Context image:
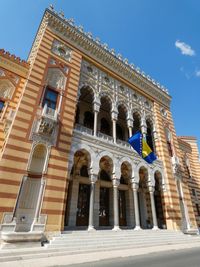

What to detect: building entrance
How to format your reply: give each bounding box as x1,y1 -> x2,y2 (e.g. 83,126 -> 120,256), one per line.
76,184 -> 90,226
99,187 -> 110,226
119,190 -> 127,226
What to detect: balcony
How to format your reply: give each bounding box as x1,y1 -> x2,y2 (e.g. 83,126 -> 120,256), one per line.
73,123 -> 163,169
74,123 -> 131,150
30,105 -> 58,145
41,104 -> 58,121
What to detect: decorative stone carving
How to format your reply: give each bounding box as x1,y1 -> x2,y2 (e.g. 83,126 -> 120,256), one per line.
38,118 -> 54,135
79,60 -> 154,121
0,79 -> 15,99
45,68 -> 66,90
46,8 -> 171,107
0,69 -> 5,76
51,39 -> 72,62
160,107 -> 168,118
30,105 -> 58,146
172,156 -> 182,179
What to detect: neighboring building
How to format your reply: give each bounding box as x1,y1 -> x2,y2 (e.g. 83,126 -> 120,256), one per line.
0,6 -> 200,242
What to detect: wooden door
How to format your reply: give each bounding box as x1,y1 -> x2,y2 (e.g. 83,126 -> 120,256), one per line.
76,184 -> 90,226
99,187 -> 110,226
119,190 -> 127,226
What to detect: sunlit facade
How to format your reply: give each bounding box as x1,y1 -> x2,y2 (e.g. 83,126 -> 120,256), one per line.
0,7 -> 200,242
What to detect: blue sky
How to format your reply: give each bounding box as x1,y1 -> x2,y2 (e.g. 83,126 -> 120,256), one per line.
1,0 -> 200,150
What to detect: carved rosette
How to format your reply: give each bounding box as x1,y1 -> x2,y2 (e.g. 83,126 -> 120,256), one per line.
51,39 -> 72,62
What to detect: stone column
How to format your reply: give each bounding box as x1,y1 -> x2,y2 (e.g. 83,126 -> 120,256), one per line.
111,108 -> 118,143
149,185 -> 158,230
93,111 -> 98,137
127,112 -> 133,138
141,115 -> 147,140
93,98 -> 100,137
88,173 -> 98,231
112,177 -> 120,231
131,182 -> 141,230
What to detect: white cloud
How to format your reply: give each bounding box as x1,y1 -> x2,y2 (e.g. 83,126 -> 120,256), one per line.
195,70 -> 200,77
175,40 -> 195,56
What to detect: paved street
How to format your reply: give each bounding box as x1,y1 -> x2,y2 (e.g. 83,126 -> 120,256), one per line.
55,247 -> 200,267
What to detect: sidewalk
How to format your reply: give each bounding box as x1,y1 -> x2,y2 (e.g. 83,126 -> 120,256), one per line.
1,242 -> 200,267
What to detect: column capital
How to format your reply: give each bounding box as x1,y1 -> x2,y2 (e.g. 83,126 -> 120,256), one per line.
112,177 -> 120,187
127,118 -> 133,128
148,185 -> 155,193
88,168 -> 98,184
93,99 -> 101,112
127,111 -> 133,127
131,182 -> 139,191
111,110 -> 118,121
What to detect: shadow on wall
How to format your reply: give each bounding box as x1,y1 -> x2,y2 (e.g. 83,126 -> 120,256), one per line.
166,205 -> 181,230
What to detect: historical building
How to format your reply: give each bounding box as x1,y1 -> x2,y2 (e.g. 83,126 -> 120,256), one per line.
0,6 -> 200,242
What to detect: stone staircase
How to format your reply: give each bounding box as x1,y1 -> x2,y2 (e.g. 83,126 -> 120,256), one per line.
0,230 -> 200,263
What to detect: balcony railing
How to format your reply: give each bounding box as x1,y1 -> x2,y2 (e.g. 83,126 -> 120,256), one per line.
97,132 -> 113,143
75,124 -> 93,135
74,124 -> 132,148
42,104 -> 58,121
116,139 -> 131,149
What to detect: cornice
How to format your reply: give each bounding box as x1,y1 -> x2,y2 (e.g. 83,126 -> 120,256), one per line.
0,51 -> 29,79
44,8 -> 171,108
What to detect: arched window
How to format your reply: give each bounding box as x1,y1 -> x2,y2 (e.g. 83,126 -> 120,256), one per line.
146,120 -> 154,152
100,118 -> 111,136
120,175 -> 128,185
80,165 -> 89,177
116,123 -> 124,140
42,87 -> 58,110
0,80 -> 15,99
83,111 -> 94,129
99,170 -> 110,181
133,113 -> 141,134
45,68 -> 66,90
0,100 -> 4,113
29,144 -> 47,175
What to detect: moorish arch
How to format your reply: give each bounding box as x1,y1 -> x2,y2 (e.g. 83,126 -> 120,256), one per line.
151,167 -> 165,188
76,85 -> 94,127
134,161 -> 150,184
118,156 -> 135,179
132,110 -> 142,134
98,154 -> 114,226
146,117 -> 155,152
153,168 -> 166,229
68,143 -> 97,175
116,103 -> 128,141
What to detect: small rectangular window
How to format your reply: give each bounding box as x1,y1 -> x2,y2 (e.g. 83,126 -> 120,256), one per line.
192,189 -> 196,196
0,100 -> 5,113
42,88 -> 58,110
196,204 -> 200,216
167,141 -> 173,157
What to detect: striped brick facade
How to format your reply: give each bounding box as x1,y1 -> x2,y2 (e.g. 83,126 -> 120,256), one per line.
0,7 -> 200,238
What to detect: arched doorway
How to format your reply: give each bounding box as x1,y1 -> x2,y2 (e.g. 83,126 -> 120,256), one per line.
65,149 -> 91,228
119,162 -> 131,226
154,171 -> 166,229
99,156 -> 113,226
138,167 -> 153,229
